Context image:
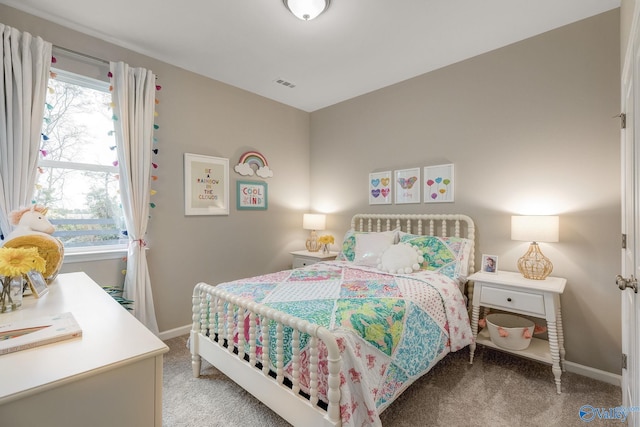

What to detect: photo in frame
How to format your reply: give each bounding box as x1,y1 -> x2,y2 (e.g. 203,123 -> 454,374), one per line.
394,168 -> 421,204
424,163 -> 454,203
237,181 -> 268,210
26,269 -> 49,297
481,254 -> 498,274
369,171 -> 392,205
184,153 -> 229,216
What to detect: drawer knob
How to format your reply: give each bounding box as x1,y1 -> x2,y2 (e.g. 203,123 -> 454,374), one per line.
507,297 -> 512,302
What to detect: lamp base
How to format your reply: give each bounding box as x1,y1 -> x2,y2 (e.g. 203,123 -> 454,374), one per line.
517,242 -> 553,280
305,230 -> 321,252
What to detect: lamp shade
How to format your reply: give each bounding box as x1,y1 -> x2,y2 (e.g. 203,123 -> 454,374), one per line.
511,216 -> 559,243
283,0 -> 330,20
303,213 -> 326,231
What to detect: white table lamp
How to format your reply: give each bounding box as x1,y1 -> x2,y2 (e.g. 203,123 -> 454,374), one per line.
303,213 -> 326,252
511,215 -> 559,280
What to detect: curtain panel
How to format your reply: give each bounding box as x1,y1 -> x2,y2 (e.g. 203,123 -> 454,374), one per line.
109,61 -> 159,335
0,24 -> 52,239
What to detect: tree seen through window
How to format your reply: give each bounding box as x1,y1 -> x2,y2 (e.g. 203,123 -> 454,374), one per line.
35,70 -> 125,249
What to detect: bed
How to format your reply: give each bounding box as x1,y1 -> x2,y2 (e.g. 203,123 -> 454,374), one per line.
191,213 -> 476,427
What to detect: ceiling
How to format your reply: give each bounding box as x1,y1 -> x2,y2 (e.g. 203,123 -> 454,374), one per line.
2,0 -> 621,112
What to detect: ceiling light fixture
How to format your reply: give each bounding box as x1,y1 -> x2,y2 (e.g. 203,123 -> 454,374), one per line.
283,0 -> 330,21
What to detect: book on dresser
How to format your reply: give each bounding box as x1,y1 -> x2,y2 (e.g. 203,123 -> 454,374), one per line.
0,311 -> 82,355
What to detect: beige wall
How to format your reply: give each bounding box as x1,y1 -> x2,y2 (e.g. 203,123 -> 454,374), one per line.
1,5 -> 623,374
310,10 -> 621,374
0,5 -> 312,332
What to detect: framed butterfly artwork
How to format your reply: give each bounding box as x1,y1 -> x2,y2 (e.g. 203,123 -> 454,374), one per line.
424,163 -> 454,203
394,167 -> 421,204
369,171 -> 392,205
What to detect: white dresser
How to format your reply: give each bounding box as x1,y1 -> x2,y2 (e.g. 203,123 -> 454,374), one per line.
0,272 -> 168,426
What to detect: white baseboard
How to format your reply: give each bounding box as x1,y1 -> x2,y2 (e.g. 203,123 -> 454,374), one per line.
564,360 -> 621,387
160,325 -> 622,388
159,324 -> 191,341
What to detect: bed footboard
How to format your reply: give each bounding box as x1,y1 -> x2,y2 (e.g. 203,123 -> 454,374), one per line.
191,282 -> 342,427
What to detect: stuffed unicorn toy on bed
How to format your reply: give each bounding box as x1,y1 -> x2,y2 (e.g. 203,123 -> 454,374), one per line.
2,205 -> 64,283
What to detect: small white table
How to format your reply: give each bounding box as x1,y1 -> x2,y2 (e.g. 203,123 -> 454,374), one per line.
290,250 -> 338,268
0,272 -> 168,426
468,271 -> 567,393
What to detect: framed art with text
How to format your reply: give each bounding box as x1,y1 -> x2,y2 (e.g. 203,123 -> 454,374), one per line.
237,181 -> 268,210
184,153 -> 229,215
394,168 -> 421,204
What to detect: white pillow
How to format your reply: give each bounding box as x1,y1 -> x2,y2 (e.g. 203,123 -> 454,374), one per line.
377,243 -> 424,274
353,231 -> 396,267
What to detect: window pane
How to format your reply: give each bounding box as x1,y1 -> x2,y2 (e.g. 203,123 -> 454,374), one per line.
35,167 -> 126,247
36,70 -> 125,250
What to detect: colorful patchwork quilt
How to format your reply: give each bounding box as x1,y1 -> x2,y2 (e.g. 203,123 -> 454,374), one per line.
215,260 -> 473,427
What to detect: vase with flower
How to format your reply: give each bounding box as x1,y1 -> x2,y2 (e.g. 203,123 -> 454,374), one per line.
318,235 -> 334,254
0,247 -> 46,312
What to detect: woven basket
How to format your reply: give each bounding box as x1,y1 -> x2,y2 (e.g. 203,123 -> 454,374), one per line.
486,313 -> 534,351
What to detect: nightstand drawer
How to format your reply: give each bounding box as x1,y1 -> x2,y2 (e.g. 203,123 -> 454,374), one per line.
480,286 -> 545,316
293,258 -> 314,268
291,251 -> 338,269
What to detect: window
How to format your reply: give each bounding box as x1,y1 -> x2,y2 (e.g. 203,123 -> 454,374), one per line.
35,69 -> 126,253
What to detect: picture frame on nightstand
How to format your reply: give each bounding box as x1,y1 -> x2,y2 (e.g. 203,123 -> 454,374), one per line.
481,254 -> 498,273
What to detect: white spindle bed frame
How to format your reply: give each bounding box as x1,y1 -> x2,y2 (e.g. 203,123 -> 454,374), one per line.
191,213 -> 475,427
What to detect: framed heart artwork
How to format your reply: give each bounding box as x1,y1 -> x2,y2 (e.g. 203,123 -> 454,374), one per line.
369,171 -> 392,205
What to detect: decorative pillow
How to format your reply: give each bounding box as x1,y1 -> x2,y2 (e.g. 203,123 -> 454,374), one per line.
336,229 -> 397,262
399,234 -> 473,282
377,243 -> 424,274
353,232 -> 396,267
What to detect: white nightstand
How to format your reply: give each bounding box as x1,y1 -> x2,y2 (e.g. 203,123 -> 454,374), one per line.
468,270 -> 567,394
290,250 -> 338,268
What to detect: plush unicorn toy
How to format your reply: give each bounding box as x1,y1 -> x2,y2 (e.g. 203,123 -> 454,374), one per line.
2,205 -> 64,282
5,205 -> 55,240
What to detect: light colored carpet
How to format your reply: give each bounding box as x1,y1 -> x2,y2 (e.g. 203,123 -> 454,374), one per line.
162,335 -> 621,426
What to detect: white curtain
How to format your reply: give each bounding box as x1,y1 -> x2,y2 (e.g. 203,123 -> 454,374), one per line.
110,61 -> 159,335
0,24 -> 51,240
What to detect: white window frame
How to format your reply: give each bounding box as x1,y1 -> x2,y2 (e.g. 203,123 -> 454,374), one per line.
40,68 -> 127,262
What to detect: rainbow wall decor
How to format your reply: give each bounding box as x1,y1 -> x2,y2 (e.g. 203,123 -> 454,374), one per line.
234,151 -> 273,178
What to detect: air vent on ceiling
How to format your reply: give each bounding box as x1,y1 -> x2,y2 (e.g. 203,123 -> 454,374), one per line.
275,78 -> 296,89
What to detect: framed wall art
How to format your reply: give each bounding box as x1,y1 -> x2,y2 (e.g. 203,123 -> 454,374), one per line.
369,171 -> 392,205
394,168 -> 421,204
184,153 -> 229,216
237,181 -> 268,210
424,163 -> 454,203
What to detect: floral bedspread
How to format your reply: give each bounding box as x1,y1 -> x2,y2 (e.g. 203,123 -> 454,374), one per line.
215,260 -> 472,427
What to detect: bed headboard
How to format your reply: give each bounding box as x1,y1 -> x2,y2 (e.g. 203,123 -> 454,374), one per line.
350,213 -> 476,274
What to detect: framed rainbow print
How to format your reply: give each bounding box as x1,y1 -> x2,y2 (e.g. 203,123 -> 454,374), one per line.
394,168 -> 421,204
369,171 -> 392,205
424,163 -> 454,203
